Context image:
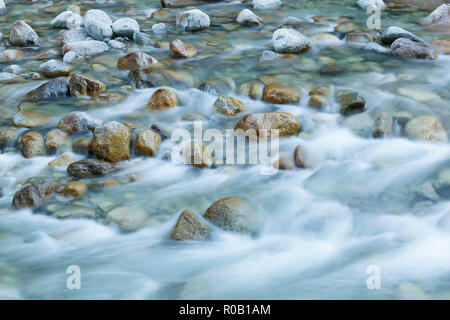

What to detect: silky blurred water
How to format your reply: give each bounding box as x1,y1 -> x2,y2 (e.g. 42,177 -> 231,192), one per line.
0,0 -> 449,299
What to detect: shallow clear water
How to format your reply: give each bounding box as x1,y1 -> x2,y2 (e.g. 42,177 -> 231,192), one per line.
0,0 -> 449,299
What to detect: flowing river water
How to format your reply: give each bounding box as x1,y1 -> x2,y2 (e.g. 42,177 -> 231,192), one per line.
0,0 -> 449,299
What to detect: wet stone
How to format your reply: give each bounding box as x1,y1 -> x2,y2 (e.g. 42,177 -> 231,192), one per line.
170,210 -> 209,241
67,159 -> 115,178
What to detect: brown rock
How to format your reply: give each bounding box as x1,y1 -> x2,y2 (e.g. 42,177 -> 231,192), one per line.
12,110 -> 49,128
69,74 -> 106,97
91,121 -> 131,162
213,96 -> 245,116
234,112 -> 300,137
0,49 -> 25,63
430,39 -> 450,54
309,86 -> 329,97
48,153 -> 74,168
263,85 -> 300,104
12,182 -> 59,209
135,129 -> 161,157
308,95 -> 329,110
294,145 -> 312,168
391,38 -> 436,60
338,91 -> 366,115
146,88 -> 177,111
72,137 -> 92,155
372,112 -> 393,139
64,181 -> 88,198
67,159 -> 115,178
0,129 -> 15,150
204,196 -> 259,234
169,39 -> 197,58
117,52 -> 158,70
184,142 -> 213,168
403,116 -> 448,143
170,210 -> 209,241
161,0 -> 197,7
21,132 -> 45,158
273,157 -> 294,170
58,111 -> 103,133
45,129 -> 69,154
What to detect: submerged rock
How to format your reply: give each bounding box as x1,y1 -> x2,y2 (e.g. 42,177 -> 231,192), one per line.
12,110 -> 49,128
135,129 -> 161,156
272,28 -> 311,53
67,159 -> 115,178
234,112 -> 300,137
21,132 -> 45,158
69,74 -> 106,97
204,196 -> 259,234
430,39 -> 450,55
91,121 -> 131,162
372,112 -> 393,139
61,28 -> 88,45
117,52 -> 157,70
64,181 -> 87,198
252,0 -> 281,10
263,84 -> 301,104
0,49 -> 25,63
152,23 -> 167,34
0,129 -> 14,150
58,111 -> 103,133
213,96 -> 245,116
308,95 -> 328,110
391,38 -> 436,60
0,72 -> 24,84
338,91 -> 366,115
176,9 -> 210,31
24,79 -> 69,102
161,0 -> 197,7
403,116 -> 448,143
236,9 -> 263,26
169,39 -> 197,58
108,206 -> 147,232
380,26 -> 422,45
9,20 -> 40,47
48,153 -> 74,168
294,145 -> 312,169
45,129 -> 69,154
170,210 -> 209,241
84,9 -> 113,40
12,182 -> 59,209
146,88 -> 177,111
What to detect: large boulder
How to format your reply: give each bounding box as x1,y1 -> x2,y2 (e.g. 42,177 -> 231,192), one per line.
9,20 -> 40,47
84,9 -> 113,40
12,182 -> 59,209
58,111 -> 103,133
273,28 -> 311,53
234,112 -> 300,137
391,38 -> 436,60
112,18 -> 139,38
403,116 -> 448,143
117,52 -> 157,70
135,129 -> 161,156
67,159 -> 115,178
24,79 -> 69,102
380,26 -> 422,45
146,88 -> 177,111
69,74 -> 106,97
170,210 -> 209,241
263,84 -> 301,104
91,121 -> 131,162
21,132 -> 46,158
176,9 -> 210,32
204,196 -> 259,234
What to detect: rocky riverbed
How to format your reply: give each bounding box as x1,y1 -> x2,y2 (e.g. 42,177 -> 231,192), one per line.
0,0 -> 449,299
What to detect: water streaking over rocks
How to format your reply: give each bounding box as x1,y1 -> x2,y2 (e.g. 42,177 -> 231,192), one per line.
0,0 -> 449,300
